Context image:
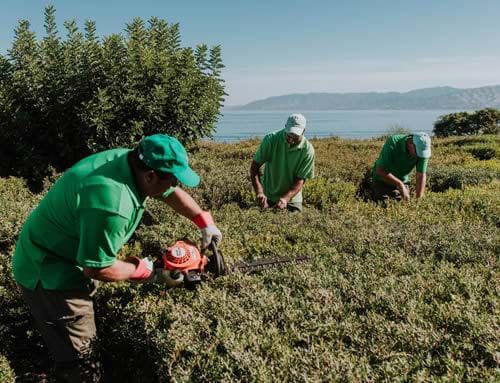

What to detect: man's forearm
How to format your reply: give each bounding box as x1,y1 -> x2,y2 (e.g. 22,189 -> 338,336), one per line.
83,260 -> 137,282
416,172 -> 426,198
251,176 -> 263,194
282,179 -> 305,201
160,186 -> 202,220
376,166 -> 404,189
250,161 -> 264,194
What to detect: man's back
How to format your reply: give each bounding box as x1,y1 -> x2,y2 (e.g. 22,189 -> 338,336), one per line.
13,148 -> 144,290
372,134 -> 427,183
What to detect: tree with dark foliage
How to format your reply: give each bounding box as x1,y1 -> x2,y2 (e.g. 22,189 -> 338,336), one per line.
0,6 -> 225,190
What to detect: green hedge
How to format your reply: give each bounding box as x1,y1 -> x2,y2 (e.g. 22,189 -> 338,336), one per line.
466,145 -> 499,161
428,166 -> 500,192
0,136 -> 498,381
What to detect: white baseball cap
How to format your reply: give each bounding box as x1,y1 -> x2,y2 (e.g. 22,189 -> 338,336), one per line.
412,132 -> 432,158
285,113 -> 306,135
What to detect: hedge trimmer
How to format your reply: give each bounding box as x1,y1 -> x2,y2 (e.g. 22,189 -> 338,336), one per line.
155,240 -> 310,289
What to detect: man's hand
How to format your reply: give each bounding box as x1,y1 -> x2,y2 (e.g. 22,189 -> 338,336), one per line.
127,256 -> 154,281
256,192 -> 269,208
193,211 -> 223,249
398,183 -> 410,201
200,224 -> 222,249
275,197 -> 288,209
127,257 -> 179,284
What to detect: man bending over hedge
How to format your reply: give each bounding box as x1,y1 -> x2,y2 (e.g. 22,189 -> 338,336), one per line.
250,113 -> 315,212
12,134 -> 222,382
360,132 -> 432,201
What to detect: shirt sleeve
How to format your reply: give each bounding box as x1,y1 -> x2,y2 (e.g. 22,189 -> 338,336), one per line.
76,208 -> 130,268
375,137 -> 396,170
297,148 -> 315,179
253,134 -> 272,164
416,158 -> 429,173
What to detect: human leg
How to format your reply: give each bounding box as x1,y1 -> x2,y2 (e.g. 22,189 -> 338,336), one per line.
18,283 -> 100,382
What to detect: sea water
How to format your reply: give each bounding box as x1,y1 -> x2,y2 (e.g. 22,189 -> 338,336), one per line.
213,110 -> 459,142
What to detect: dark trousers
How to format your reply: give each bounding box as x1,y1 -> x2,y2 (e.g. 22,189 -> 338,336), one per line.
18,282 -> 101,382
357,169 -> 409,202
370,180 -> 409,201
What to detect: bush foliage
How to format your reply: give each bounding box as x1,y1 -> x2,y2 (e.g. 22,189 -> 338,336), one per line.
0,355 -> 15,383
433,108 -> 500,137
0,135 -> 499,381
0,6 -> 225,190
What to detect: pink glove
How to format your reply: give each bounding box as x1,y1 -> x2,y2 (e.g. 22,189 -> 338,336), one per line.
193,211 -> 222,249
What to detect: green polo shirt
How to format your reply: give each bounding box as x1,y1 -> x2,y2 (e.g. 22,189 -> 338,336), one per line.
372,134 -> 429,184
253,129 -> 315,204
12,148 -> 174,290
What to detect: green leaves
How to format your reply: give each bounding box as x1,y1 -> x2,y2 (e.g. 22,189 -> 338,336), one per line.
428,166 -> 500,192
0,136 -> 498,380
433,108 -> 500,137
0,6 -> 225,190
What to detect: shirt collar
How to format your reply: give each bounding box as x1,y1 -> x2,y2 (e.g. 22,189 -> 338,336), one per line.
117,150 -> 145,208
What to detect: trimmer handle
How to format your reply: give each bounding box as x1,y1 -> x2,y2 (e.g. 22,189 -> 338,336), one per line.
206,241 -> 226,277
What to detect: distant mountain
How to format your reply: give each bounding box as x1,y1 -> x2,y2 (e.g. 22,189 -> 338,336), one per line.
233,85 -> 500,110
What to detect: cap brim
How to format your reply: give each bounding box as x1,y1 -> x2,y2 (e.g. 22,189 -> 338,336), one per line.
173,166 -> 200,188
417,148 -> 431,159
286,126 -> 305,135
412,135 -> 431,158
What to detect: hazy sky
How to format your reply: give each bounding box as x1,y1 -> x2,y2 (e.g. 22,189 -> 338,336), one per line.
1,0 -> 499,105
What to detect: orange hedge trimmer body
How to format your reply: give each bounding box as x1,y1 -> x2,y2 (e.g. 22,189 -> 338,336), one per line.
157,240 -> 309,289
156,240 -> 225,288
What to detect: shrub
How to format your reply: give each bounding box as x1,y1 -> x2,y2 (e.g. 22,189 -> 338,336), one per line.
0,136 -> 498,381
467,145 -> 499,160
0,177 -> 39,252
0,6 -> 225,190
433,108 -> 500,137
428,166 -> 500,192
437,135 -> 498,148
0,355 -> 15,383
303,177 -> 356,209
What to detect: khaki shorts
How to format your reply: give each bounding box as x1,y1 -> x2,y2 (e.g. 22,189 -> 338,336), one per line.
268,200 -> 303,212
18,282 -> 100,382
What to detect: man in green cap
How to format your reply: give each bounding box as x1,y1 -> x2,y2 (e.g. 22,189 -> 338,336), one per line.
250,113 -> 315,212
12,134 -> 222,382
362,132 -> 432,201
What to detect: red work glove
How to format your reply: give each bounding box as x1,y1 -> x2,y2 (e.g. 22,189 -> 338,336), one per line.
128,256 -> 154,282
193,211 -> 222,249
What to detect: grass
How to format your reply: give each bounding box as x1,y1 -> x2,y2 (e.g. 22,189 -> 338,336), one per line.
0,135 -> 499,382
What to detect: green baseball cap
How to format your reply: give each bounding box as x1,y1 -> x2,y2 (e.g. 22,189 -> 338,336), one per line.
138,134 -> 200,187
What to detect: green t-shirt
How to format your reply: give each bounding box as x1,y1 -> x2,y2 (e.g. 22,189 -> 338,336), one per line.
253,129 -> 315,203
12,148 -> 174,290
372,134 -> 429,184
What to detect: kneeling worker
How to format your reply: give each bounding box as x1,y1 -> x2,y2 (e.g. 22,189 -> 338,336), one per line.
369,132 -> 431,201
250,113 -> 315,211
